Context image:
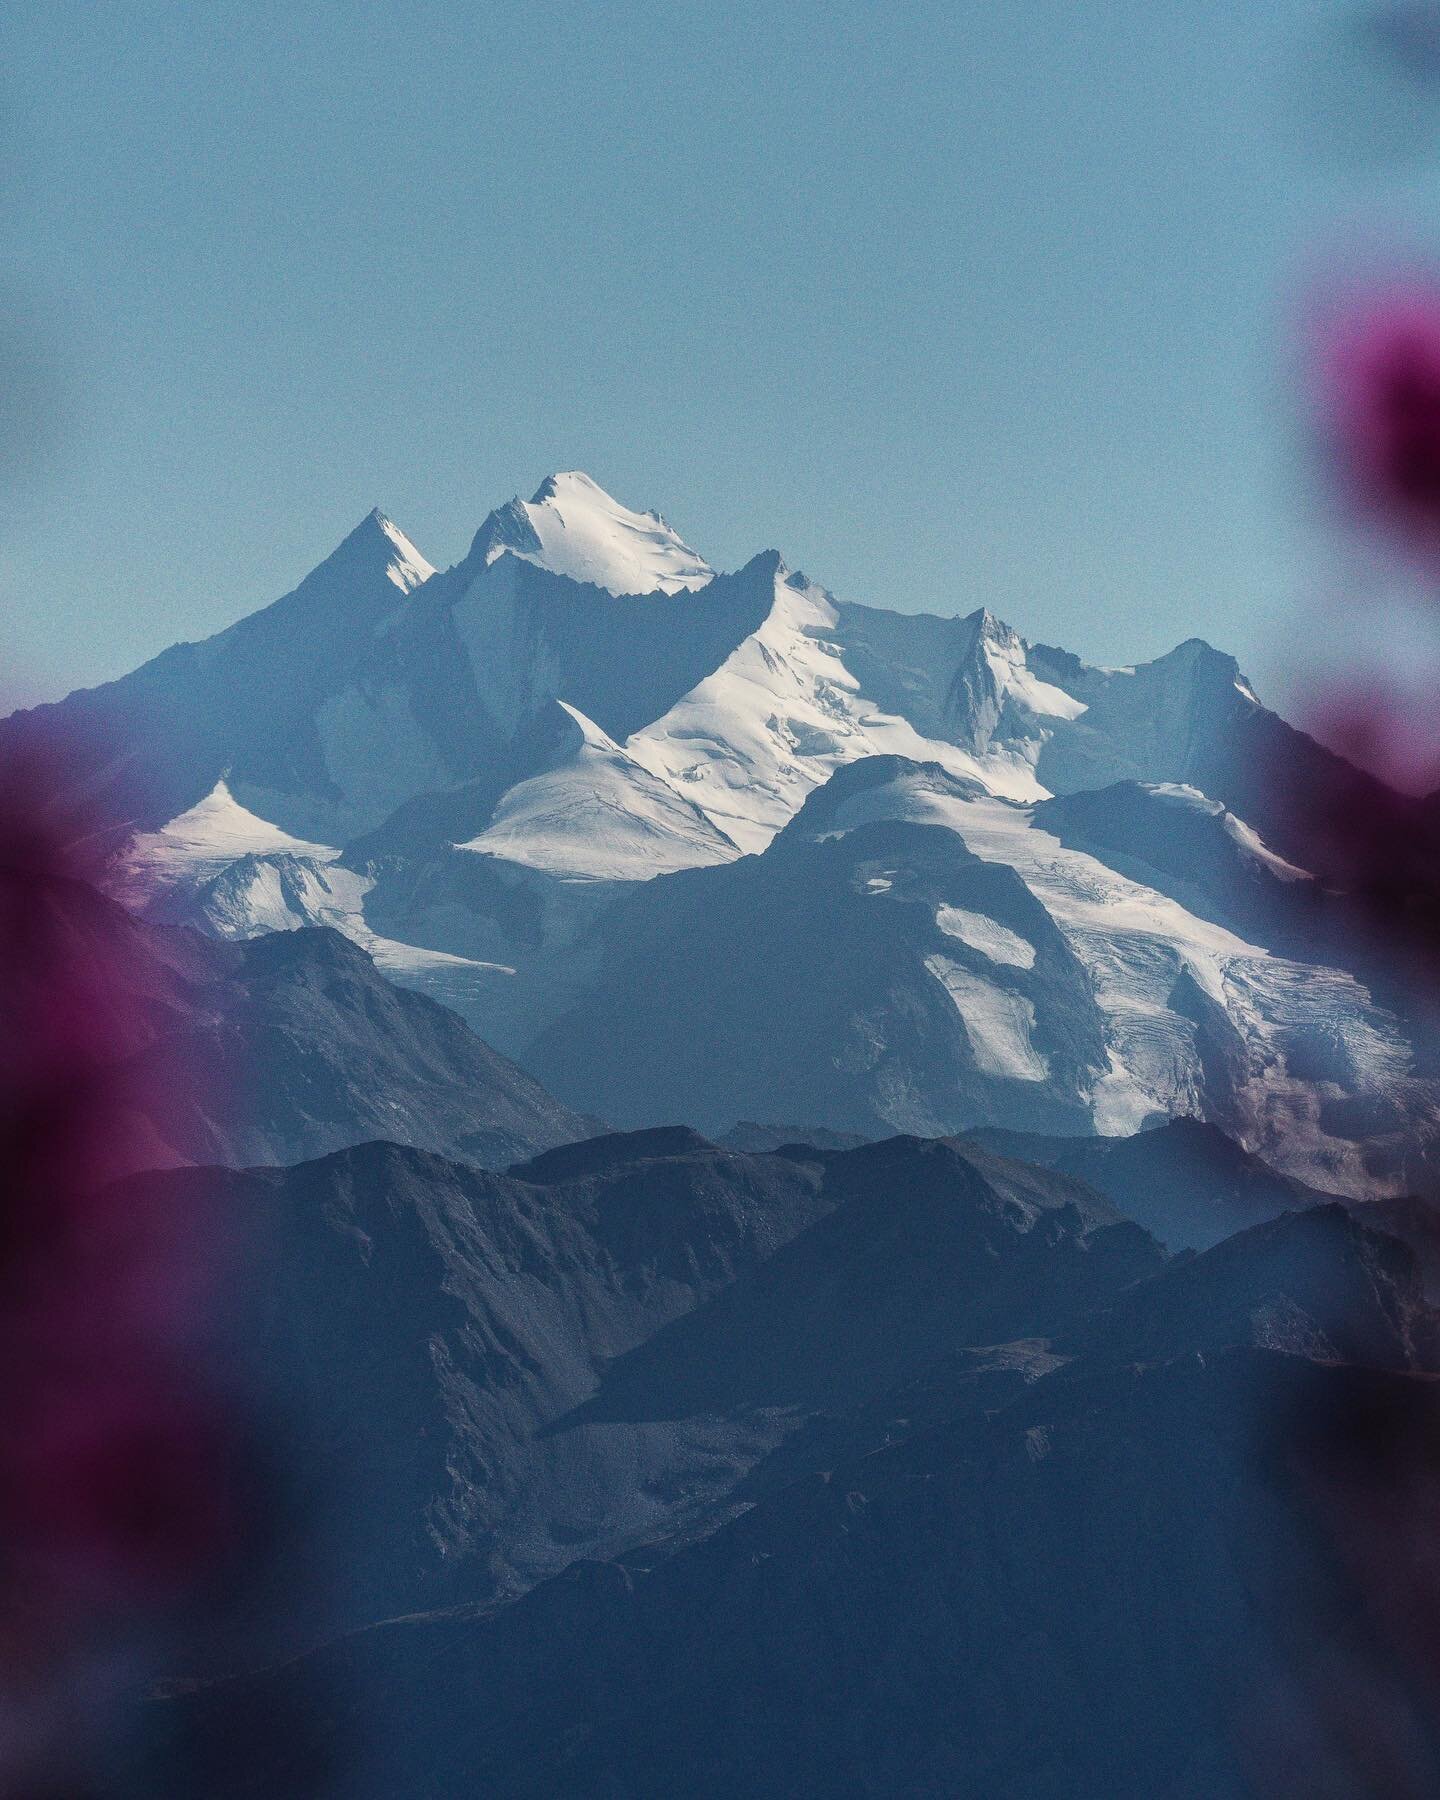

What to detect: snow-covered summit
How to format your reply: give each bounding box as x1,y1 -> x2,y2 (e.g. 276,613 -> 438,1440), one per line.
115,777 -> 339,894
290,507 -> 436,602
362,508 -> 436,593
469,471 -> 714,596
39,463 -> 1434,1196
943,608 -> 1088,749
458,698 -> 741,880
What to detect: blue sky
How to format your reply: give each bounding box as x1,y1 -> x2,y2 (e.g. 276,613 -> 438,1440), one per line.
6,0 -> 1440,706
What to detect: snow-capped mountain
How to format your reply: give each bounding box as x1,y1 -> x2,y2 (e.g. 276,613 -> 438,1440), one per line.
10,470 -> 1439,1188
470,470 -> 714,595
527,754 -> 1424,1193
621,563 -> 1046,857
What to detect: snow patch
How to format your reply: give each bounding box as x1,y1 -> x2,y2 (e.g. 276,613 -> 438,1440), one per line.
923,956 -> 1049,1081
1222,813 -> 1312,883
115,783 -> 510,1006
822,763 -> 1412,1170
934,905 -> 1036,969
981,628 -> 1088,722
373,512 -> 435,594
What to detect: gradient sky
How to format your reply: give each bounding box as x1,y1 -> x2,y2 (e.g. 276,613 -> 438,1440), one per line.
7,0 -> 1440,709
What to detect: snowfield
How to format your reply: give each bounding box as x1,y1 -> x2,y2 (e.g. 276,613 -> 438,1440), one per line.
475,471 -> 714,596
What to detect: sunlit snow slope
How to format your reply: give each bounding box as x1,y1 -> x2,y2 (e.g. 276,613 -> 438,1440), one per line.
9,466 -> 1431,1183
471,471 -> 714,595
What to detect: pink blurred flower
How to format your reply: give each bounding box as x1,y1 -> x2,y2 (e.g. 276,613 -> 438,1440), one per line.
1315,277 -> 1440,566
0,741 -> 238,1783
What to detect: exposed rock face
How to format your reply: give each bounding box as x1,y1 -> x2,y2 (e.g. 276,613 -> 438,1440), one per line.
125,1154 -> 1440,1800
22,875 -> 594,1171
108,1130 -> 1161,1660
527,808 -> 1110,1139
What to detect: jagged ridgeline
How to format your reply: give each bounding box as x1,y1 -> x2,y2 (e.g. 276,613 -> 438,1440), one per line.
16,473 -> 1440,1798
120,1133 -> 1440,1798
11,469 -> 1438,1192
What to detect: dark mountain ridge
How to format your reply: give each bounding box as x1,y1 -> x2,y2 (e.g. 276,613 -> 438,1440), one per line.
126,1152 -> 1440,1800
15,873 -> 594,1170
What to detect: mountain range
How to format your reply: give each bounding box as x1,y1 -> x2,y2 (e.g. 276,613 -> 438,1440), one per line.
120,1132 -> 1440,1799
10,468 -> 1439,1192
15,469 -> 1440,1796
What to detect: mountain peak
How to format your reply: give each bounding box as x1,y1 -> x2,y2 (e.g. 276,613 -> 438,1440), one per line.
942,605 -> 1086,748
530,470 -> 633,512
470,471 -> 714,597
962,605 -> 1022,647
335,508 -> 435,594
738,547 -> 788,582
1143,636 -> 1257,706
1159,635 -> 1237,673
